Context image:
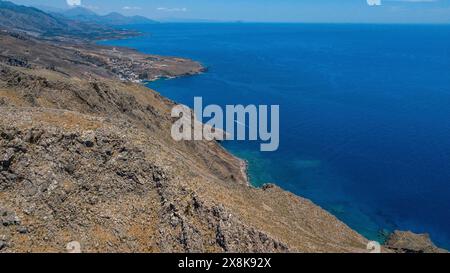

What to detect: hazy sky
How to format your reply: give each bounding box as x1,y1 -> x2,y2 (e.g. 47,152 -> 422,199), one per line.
9,0 -> 450,23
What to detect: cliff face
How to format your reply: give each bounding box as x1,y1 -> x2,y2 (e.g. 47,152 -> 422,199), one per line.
0,30 -> 374,253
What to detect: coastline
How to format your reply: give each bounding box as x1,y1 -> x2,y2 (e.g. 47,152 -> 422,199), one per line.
98,34 -> 445,252
100,32 -> 450,252
0,25 -> 447,252
92,32 -> 256,188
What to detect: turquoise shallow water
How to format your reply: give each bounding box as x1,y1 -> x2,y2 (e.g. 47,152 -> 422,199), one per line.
101,23 -> 450,248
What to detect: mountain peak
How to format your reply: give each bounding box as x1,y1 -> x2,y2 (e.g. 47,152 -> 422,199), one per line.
64,6 -> 97,17
61,7 -> 156,25
105,12 -> 123,17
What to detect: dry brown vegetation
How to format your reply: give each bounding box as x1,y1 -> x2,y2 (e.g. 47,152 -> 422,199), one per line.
0,29 -> 379,253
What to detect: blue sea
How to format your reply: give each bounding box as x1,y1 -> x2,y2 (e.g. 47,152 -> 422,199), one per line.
101,23 -> 450,249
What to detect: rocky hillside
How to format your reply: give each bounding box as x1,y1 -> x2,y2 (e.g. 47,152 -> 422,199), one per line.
0,28 -> 377,252
1,20 -> 446,253
0,106 -> 369,253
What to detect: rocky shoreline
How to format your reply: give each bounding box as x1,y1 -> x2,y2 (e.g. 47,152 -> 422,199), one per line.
0,25 -> 447,253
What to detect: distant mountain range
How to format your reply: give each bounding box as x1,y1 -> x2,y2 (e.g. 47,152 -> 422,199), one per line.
0,0 -> 72,35
54,6 -> 157,26
0,1 -> 152,39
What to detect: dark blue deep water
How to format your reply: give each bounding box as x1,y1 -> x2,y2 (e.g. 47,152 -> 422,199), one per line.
101,23 -> 450,248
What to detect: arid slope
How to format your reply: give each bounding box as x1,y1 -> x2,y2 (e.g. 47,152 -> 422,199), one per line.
0,30 -> 375,253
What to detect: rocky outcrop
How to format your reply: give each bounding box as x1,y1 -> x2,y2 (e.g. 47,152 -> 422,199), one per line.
384,231 -> 448,253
